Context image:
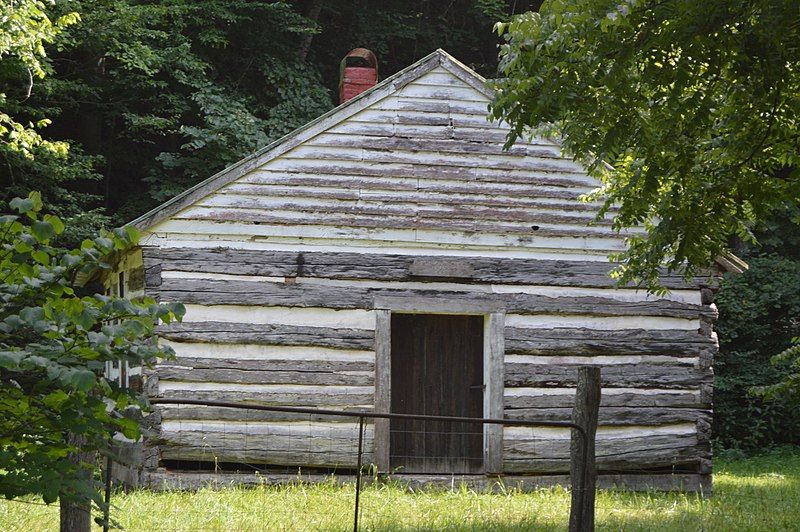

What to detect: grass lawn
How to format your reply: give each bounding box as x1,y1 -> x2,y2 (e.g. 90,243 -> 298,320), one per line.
1,448 -> 798,531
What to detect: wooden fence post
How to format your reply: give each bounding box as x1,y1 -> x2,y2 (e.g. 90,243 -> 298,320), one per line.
569,366 -> 601,532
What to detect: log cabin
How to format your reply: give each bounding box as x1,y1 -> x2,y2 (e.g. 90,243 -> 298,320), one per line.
110,49 -> 745,491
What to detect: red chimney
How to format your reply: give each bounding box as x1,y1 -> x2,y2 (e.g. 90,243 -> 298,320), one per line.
339,48 -> 378,104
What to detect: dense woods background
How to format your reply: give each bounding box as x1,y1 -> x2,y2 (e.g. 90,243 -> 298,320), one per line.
1,0 -> 798,454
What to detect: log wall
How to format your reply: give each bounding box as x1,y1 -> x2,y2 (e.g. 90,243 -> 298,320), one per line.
137,62 -> 716,485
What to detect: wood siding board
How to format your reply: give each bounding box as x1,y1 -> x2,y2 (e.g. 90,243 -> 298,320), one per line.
485,312 -> 505,474
373,309 -> 391,472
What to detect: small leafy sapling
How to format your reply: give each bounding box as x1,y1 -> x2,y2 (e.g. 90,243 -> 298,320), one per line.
0,191 -> 184,522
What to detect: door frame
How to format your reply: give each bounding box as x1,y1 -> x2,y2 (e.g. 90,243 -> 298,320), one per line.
373,296 -> 505,474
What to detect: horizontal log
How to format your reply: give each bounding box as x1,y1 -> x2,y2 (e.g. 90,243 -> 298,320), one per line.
505,328 -> 717,357
503,432 -> 706,473
159,428 -> 373,468
153,278 -> 711,320
156,321 -> 374,350
505,389 -> 708,409
155,357 -> 373,386
504,407 -> 711,426
504,363 -> 711,389
143,470 -> 709,493
143,247 -> 703,289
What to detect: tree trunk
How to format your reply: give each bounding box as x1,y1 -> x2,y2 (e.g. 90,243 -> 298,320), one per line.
297,0 -> 324,61
59,434 -> 93,532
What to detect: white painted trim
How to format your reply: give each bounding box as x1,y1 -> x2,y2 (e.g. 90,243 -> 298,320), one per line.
158,340 -> 374,362
161,420 -> 375,434
504,354 -> 698,366
177,304 -> 376,329
504,387 -> 699,397
504,314 -> 700,331
158,382 -> 373,394
505,423 -> 696,440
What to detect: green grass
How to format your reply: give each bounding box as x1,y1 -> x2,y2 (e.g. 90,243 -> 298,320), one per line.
2,448 -> 799,531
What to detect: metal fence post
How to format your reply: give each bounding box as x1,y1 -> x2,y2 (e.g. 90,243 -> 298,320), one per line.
353,415 -> 365,532
102,451 -> 113,532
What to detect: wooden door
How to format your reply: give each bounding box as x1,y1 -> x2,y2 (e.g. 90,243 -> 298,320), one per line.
390,313 -> 484,474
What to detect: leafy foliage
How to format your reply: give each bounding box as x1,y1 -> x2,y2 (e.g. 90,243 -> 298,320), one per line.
37,0 -> 333,221
714,210 -> 800,451
0,192 -> 183,512
0,0 -> 78,157
752,340 -> 800,407
489,0 -> 800,291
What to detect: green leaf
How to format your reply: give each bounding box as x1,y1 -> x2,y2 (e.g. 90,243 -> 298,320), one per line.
44,214 -> 65,235
9,197 -> 35,214
68,369 -> 96,391
31,250 -> 50,265
19,306 -> 45,324
31,221 -> 55,242
0,351 -> 25,369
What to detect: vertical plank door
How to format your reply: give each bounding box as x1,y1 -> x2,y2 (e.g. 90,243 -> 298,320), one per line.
390,313 -> 484,474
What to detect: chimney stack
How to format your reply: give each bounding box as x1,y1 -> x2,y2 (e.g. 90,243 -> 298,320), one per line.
339,48 -> 378,104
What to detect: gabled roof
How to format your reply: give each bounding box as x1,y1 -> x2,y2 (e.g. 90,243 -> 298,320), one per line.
128,48 -> 747,275
130,49 -> 490,231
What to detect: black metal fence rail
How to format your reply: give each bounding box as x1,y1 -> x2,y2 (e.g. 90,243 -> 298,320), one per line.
144,397 -> 595,532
